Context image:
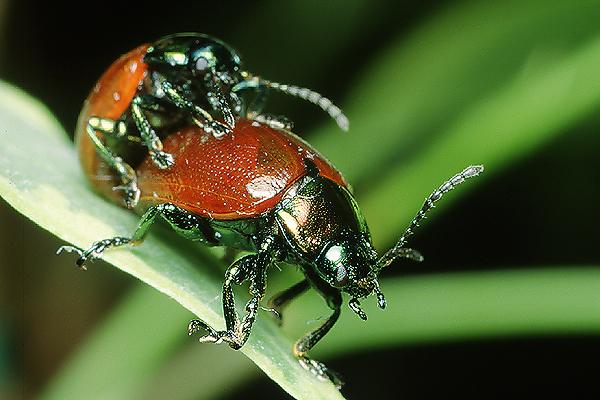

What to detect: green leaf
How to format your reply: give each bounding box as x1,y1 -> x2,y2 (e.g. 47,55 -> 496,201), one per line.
41,284 -> 191,400
7,1 -> 600,398
0,80 -> 345,399
313,0 -> 600,185
304,0 -> 600,248
287,268 -> 600,356
362,32 -> 600,246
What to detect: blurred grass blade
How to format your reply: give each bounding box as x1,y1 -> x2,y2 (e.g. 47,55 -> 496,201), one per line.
362,33 -> 600,245
42,283 -> 259,400
312,0 -> 600,186
0,80 -> 345,399
127,267 -> 600,399
41,284 -> 190,400
283,268 -> 600,357
138,335 -> 259,400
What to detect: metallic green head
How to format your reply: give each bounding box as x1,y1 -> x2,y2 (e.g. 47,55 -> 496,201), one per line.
145,33 -> 242,82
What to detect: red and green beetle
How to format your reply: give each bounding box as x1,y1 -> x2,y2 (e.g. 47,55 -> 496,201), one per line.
60,33 -> 483,387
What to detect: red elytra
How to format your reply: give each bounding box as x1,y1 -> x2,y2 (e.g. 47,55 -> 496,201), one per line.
136,119 -> 348,219
75,44 -> 149,201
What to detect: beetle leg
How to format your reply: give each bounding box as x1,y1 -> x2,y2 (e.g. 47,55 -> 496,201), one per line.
58,203 -> 212,270
228,90 -> 243,116
57,236 -> 131,271
266,279 -> 310,325
189,253 -> 268,349
205,70 -> 236,129
85,122 -> 140,208
294,283 -> 344,388
130,95 -> 175,170
159,80 -> 232,138
246,82 -> 268,119
230,74 -> 268,120
189,239 -> 277,349
188,253 -> 254,344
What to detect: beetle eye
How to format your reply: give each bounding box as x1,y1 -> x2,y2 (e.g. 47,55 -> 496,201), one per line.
334,266 -> 349,287
195,57 -> 210,71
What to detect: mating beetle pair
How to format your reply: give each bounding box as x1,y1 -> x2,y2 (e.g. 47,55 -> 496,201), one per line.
76,33 -> 348,208
59,33 -> 483,387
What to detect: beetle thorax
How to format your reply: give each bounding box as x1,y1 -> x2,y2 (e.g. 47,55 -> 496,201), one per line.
275,174 -> 378,292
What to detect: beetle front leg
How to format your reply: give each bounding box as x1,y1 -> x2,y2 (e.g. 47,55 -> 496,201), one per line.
205,70 -> 236,129
84,122 -> 140,208
294,285 -> 343,388
231,74 -> 267,118
189,250 -> 270,349
130,96 -> 175,170
230,78 -> 292,130
159,80 -> 232,138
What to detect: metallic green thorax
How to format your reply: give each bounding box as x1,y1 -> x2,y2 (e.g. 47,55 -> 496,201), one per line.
275,173 -> 377,294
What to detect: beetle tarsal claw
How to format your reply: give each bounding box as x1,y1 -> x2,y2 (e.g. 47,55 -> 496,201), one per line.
206,121 -> 233,138
150,150 -> 175,169
298,356 -> 344,389
112,183 -> 140,209
188,319 -> 224,344
56,245 -> 83,257
56,245 -> 89,271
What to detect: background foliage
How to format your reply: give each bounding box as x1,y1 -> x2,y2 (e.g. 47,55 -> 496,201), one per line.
1,0 -> 600,398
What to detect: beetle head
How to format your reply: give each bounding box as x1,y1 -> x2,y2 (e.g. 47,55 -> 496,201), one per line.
314,233 -> 388,320
145,33 -> 243,83
313,228 -> 428,320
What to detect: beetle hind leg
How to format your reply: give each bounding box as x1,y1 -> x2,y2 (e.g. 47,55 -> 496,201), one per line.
292,276 -> 344,388
85,121 -> 140,208
294,301 -> 344,388
130,95 -> 175,170
57,236 -> 131,270
58,203 -> 207,270
298,356 -> 344,389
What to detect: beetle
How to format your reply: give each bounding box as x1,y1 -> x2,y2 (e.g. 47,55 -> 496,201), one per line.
78,32 -> 349,209
60,117 -> 483,387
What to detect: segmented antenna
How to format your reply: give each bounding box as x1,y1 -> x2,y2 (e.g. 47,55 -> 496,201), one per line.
260,79 -> 349,131
374,165 -> 484,273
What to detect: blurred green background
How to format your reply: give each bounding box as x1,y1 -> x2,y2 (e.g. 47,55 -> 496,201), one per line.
1,0 -> 600,399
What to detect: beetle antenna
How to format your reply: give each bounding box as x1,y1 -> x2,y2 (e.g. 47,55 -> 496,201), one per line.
261,79 -> 349,131
232,74 -> 349,131
374,165 -> 484,274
